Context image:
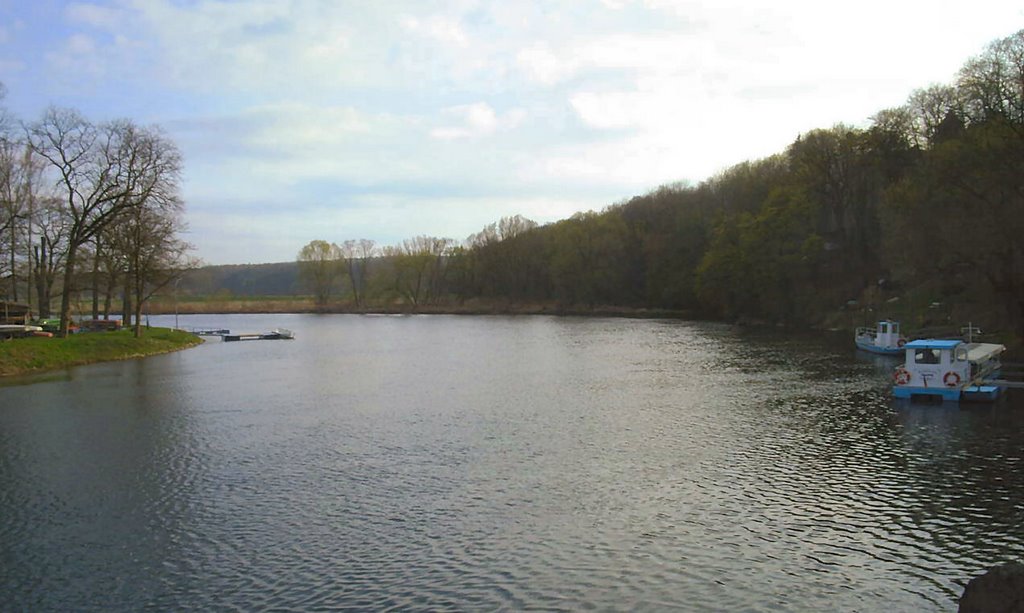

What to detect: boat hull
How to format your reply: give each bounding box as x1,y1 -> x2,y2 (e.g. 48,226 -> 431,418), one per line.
892,384 -> 1003,402
855,339 -> 903,355
892,385 -> 963,401
962,386 -> 1001,402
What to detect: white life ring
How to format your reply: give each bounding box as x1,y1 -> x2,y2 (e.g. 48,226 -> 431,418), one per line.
894,367 -> 911,385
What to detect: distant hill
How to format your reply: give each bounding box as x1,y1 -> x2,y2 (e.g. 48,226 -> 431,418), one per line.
182,262 -> 302,296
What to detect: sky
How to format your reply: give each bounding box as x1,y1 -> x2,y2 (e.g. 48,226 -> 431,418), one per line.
0,1 -> 1021,265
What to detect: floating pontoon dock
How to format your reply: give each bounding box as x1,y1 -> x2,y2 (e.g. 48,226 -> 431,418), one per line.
223,329 -> 294,342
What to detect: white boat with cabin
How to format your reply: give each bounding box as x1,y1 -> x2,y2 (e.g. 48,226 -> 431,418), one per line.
855,320 -> 906,355
892,338 -> 1006,402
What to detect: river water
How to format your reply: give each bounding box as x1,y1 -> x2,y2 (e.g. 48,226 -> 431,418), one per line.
1,314 -> 1022,611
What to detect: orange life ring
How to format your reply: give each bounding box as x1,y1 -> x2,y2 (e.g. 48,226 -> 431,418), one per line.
897,338 -> 906,347
943,371 -> 961,387
894,367 -> 911,385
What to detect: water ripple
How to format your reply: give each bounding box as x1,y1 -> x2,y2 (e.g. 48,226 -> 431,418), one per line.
2,315 -> 1023,611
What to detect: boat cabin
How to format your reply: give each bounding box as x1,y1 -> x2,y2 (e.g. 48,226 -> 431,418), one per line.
855,319 -> 906,355
892,339 -> 1005,401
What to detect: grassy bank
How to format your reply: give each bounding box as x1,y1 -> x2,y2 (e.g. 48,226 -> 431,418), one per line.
0,327 -> 202,378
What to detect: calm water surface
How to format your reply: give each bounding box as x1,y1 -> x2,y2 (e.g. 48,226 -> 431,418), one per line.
1,314 -> 1023,611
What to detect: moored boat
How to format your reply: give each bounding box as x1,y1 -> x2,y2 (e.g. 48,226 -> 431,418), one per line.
855,320 -> 906,355
892,338 -> 1006,402
0,324 -> 44,339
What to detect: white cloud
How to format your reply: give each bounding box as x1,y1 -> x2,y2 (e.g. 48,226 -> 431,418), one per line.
305,35 -> 350,62
401,15 -> 470,48
12,0 -> 1021,263
516,43 -> 578,86
249,103 -> 373,146
430,102 -> 526,140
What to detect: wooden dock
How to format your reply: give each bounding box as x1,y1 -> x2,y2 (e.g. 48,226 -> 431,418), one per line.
223,333 -> 263,342
980,379 -> 1024,389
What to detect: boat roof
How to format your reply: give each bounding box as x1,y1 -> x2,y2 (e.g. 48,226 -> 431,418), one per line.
905,339 -> 962,349
966,342 -> 1005,362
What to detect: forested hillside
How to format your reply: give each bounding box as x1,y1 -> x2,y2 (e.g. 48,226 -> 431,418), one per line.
182,262 -> 301,296
210,30 -> 1024,339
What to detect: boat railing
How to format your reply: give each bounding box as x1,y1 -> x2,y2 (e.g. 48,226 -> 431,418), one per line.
855,326 -> 877,338
960,324 -> 983,343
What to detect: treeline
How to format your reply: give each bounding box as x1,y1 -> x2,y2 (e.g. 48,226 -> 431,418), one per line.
296,30 -> 1024,333
301,30 -> 1023,336
0,87 -> 191,336
184,262 -> 303,296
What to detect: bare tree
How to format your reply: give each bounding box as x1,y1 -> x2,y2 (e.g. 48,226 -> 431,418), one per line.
956,29 -> 1024,128
341,238 -> 375,307
0,136 -> 20,299
497,214 -> 538,241
906,84 -> 964,145
0,86 -> 23,301
29,196 -> 68,318
0,82 -> 11,140
106,195 -> 193,337
27,109 -> 182,335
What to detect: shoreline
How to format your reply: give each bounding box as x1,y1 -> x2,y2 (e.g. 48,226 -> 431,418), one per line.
0,327 -> 202,381
148,298 -> 694,320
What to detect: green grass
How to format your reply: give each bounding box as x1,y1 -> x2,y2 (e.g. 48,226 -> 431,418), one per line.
0,327 -> 202,378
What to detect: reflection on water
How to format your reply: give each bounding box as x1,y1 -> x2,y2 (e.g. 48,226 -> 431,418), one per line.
1,314 -> 1022,611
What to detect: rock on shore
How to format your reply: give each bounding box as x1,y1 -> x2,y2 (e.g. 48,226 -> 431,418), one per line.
960,562 -> 1024,612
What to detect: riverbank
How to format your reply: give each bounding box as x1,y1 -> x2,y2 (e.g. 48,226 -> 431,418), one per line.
0,327 -> 202,379
148,296 -> 692,319
147,295 -> 1023,353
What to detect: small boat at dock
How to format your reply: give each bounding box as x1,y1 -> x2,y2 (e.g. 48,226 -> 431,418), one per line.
855,320 -> 906,355
892,338 -> 1006,402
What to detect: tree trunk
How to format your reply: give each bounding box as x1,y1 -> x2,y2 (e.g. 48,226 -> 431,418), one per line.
58,242 -> 79,337
9,221 -> 16,303
133,290 -> 144,338
122,271 -> 132,329
132,265 -> 144,338
91,238 -> 101,319
347,260 -> 361,307
103,270 -> 116,319
33,242 -> 50,319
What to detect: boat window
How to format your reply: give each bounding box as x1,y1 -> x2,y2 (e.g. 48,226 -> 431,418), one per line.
955,346 -> 968,362
880,322 -> 888,333
915,349 -> 941,364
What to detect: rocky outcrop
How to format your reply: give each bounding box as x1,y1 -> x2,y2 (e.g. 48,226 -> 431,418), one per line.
960,562 -> 1024,612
